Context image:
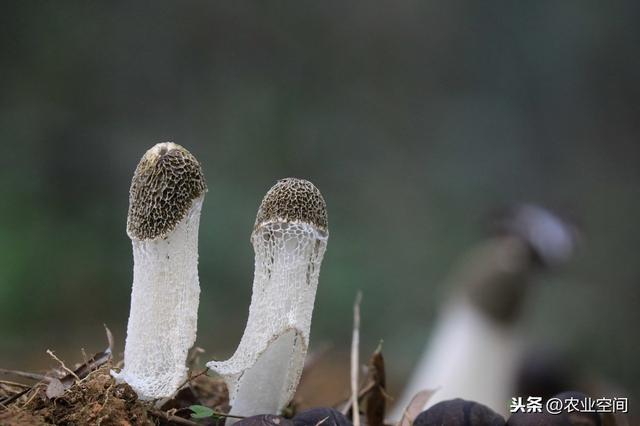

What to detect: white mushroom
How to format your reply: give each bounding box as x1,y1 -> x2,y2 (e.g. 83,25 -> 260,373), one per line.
112,142 -> 207,400
390,205 -> 576,419
208,178 -> 328,419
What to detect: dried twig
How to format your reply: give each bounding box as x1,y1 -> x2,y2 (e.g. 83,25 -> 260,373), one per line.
217,412 -> 246,420
0,380 -> 31,388
176,367 -> 210,392
365,343 -> 387,426
150,407 -> 245,425
338,381 -> 375,413
46,350 -> 80,381
0,387 -> 31,406
103,324 -> 114,353
58,326 -> 114,387
315,416 -> 330,426
0,369 -> 48,382
350,291 -> 363,426
23,384 -> 46,407
397,389 -> 438,426
339,343 -> 391,416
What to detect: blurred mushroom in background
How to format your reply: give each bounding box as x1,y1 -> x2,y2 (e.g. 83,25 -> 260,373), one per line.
390,205 -> 577,419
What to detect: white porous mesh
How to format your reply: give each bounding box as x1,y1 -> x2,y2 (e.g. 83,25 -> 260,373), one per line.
113,197 -> 203,400
208,221 -> 328,417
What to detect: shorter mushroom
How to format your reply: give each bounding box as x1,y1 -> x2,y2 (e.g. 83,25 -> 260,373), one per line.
208,178 -> 329,420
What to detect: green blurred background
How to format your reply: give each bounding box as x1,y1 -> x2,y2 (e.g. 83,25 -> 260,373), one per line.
1,1 -> 638,401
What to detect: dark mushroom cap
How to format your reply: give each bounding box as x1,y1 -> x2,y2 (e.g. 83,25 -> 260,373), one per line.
235,414 -> 294,426
127,142 -> 207,240
293,408 -> 352,426
414,399 -> 505,426
254,178 -> 328,231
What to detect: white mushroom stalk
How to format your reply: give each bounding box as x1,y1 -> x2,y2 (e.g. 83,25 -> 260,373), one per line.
390,205 -> 575,419
208,178 -> 328,419
112,142 -> 207,400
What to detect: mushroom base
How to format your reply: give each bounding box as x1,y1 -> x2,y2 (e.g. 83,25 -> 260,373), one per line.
211,328 -> 304,424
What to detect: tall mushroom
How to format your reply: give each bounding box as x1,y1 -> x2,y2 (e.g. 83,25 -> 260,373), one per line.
390,205 -> 576,419
208,178 -> 328,419
112,142 -> 207,400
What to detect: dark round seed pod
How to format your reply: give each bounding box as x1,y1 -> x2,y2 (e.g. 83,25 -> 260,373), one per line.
235,415 -> 295,426
293,408 -> 352,426
413,399 -> 505,426
506,411 -> 570,426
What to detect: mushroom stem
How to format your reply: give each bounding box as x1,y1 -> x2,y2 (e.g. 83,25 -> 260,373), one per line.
113,142 -> 207,400
208,178 -> 328,420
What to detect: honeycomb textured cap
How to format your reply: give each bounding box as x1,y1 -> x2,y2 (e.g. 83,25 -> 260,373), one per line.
254,178 -> 328,231
127,142 -> 207,240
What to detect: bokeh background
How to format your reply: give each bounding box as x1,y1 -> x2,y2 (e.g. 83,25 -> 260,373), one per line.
1,1 -> 639,405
